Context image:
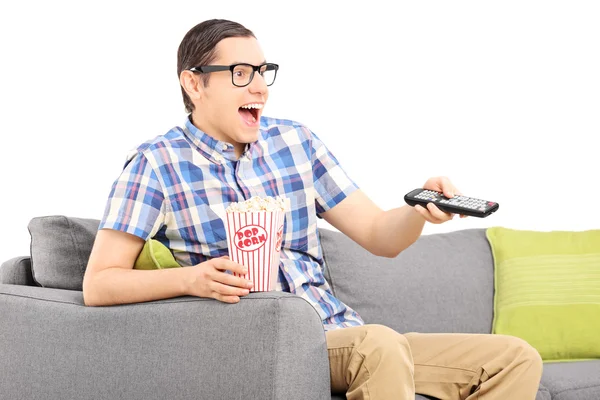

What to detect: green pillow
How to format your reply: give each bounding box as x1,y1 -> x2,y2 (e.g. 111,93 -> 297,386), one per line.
486,226 -> 600,362
134,239 -> 181,270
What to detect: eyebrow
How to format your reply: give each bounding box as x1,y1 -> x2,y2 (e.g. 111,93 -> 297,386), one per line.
231,60 -> 267,65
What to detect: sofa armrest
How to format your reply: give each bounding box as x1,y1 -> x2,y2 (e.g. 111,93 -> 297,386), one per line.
0,284 -> 330,400
0,256 -> 35,286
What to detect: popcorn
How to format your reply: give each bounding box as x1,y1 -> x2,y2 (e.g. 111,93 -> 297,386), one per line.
224,195 -> 287,292
225,195 -> 288,213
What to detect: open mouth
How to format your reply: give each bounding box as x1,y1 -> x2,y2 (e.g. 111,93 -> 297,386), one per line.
238,103 -> 263,125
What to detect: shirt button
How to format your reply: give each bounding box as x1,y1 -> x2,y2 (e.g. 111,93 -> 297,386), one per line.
222,144 -> 228,151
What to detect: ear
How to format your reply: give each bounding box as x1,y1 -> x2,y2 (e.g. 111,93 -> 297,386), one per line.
180,70 -> 204,104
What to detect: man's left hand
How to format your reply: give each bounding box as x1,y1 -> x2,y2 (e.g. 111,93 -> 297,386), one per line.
412,176 -> 468,224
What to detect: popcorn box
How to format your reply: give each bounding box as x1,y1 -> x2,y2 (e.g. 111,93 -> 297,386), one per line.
225,197 -> 287,292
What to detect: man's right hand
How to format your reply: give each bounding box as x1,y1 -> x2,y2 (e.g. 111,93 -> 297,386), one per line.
185,256 -> 254,303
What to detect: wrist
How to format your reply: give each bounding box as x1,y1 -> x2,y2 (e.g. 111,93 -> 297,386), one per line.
406,203 -> 424,219
178,266 -> 194,296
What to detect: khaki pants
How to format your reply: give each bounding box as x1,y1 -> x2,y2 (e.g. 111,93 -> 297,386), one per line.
327,324 -> 543,400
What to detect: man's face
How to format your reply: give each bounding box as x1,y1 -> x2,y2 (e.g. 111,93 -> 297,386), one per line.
194,37 -> 269,149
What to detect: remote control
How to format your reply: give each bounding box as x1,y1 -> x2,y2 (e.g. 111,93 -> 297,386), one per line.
404,188 -> 499,218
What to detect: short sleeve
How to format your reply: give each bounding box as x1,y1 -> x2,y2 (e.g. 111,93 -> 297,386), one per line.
98,151 -> 166,240
311,131 -> 359,215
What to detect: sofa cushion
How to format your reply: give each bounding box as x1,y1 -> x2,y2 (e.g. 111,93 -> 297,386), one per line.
320,227 -> 495,334
28,216 -> 100,290
541,360 -> 600,400
487,227 -> 600,362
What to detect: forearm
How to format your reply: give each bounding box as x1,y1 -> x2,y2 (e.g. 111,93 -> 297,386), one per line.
83,266 -> 191,306
368,205 -> 426,258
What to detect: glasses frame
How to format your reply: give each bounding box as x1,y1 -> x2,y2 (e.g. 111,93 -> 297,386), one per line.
188,62 -> 279,87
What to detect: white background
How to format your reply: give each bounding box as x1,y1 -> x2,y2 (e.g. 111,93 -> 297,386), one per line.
1,1 -> 598,263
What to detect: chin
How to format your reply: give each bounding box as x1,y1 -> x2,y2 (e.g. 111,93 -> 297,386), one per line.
239,128 -> 261,143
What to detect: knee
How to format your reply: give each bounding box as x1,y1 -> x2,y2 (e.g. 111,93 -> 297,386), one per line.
362,324 -> 413,360
499,335 -> 543,371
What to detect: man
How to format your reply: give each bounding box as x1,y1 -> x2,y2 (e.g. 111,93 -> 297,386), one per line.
83,19 -> 543,400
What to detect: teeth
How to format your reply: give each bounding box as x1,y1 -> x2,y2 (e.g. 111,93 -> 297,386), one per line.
241,103 -> 263,109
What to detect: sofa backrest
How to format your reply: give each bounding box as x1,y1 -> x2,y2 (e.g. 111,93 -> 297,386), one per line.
319,227 -> 495,334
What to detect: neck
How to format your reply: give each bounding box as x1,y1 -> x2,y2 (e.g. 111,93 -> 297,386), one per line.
233,143 -> 245,159
190,112 -> 245,160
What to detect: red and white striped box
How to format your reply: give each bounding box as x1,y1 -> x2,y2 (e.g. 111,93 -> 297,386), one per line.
225,209 -> 286,292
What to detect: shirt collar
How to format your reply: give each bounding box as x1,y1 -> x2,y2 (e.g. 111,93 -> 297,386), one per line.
182,116 -> 250,164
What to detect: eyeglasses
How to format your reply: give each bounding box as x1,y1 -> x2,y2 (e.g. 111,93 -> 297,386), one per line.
189,63 -> 279,87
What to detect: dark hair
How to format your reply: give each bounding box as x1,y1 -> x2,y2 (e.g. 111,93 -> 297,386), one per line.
177,19 -> 255,113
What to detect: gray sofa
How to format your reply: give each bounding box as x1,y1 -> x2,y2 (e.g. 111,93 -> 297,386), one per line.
1,216 -> 599,400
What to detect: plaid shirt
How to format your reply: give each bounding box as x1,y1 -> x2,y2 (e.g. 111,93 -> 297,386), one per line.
99,116 -> 365,331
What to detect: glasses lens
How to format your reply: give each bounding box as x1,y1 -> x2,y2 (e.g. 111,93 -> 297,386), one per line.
232,64 -> 254,86
260,64 -> 277,86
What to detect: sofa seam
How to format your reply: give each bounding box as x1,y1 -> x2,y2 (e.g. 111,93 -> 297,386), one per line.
1,256 -> 30,272
282,290 -> 328,324
5,256 -> 30,264
0,292 -> 81,306
0,293 -> 295,306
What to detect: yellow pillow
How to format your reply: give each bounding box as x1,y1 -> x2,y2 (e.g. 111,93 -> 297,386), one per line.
134,239 -> 181,270
487,227 -> 600,362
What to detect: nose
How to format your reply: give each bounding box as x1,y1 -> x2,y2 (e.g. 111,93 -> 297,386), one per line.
248,71 -> 268,95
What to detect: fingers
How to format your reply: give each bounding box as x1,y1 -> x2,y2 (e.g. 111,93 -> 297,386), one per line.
212,269 -> 254,290
208,271 -> 253,304
426,202 -> 454,222
414,203 -> 454,224
440,178 -> 460,199
420,176 -> 469,222
212,290 -> 244,304
437,178 -> 465,217
214,294 -> 241,304
210,281 -> 250,298
209,257 -> 254,296
424,176 -> 461,199
212,256 -> 248,276
439,176 -> 456,198
187,257 -> 256,304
